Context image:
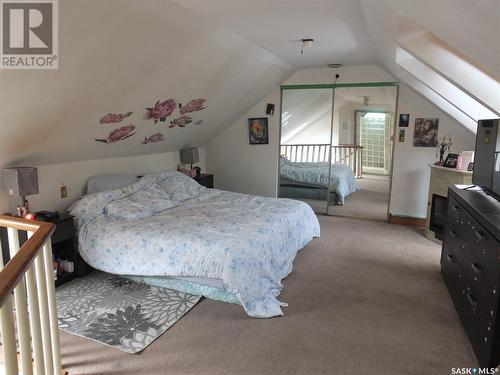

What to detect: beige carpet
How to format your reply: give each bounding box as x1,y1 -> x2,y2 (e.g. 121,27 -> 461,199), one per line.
60,216 -> 475,375
328,175 -> 390,221
298,174 -> 390,221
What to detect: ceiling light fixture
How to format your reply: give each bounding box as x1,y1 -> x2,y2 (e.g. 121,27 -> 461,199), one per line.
300,38 -> 314,54
327,63 -> 343,68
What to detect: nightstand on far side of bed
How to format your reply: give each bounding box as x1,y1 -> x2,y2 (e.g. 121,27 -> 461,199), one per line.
192,173 -> 214,188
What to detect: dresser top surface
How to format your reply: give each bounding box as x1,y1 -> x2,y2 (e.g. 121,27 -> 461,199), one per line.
450,185 -> 500,238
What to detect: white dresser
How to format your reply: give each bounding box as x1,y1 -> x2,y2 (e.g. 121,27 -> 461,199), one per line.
425,164 -> 473,243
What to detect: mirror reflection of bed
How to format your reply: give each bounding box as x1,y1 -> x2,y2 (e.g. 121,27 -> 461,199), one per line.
278,85 -> 396,221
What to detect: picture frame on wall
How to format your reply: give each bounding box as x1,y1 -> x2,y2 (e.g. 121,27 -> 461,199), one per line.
413,118 -> 439,147
266,103 -> 275,116
248,118 -> 269,145
399,113 -> 410,127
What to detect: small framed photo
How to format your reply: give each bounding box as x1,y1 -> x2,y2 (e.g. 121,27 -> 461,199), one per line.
443,153 -> 459,168
467,162 -> 474,172
399,129 -> 405,142
266,103 -> 275,116
399,113 -> 409,127
248,118 -> 269,145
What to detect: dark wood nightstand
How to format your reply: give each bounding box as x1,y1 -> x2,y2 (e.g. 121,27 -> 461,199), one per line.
45,213 -> 92,287
0,213 -> 91,287
193,173 -> 214,188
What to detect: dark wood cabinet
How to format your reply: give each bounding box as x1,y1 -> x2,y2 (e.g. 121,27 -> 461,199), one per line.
0,213 -> 91,287
193,173 -> 214,188
441,185 -> 500,367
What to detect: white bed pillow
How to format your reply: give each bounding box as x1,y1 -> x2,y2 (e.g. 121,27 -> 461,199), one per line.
86,174 -> 139,194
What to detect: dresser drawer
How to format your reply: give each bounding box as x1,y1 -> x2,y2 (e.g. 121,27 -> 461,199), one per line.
444,215 -> 466,263
463,244 -> 499,311
448,196 -> 469,231
441,244 -> 467,306
467,215 -> 500,265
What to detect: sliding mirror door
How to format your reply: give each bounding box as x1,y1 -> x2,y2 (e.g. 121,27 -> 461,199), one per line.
327,85 -> 398,220
279,89 -> 333,214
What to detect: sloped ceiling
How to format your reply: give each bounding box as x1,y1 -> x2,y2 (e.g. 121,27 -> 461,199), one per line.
1,0 -> 498,168
0,0 -> 292,166
361,0 -> 500,85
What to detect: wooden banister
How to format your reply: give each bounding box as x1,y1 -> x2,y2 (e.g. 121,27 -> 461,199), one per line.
281,143 -> 364,178
0,216 -> 55,307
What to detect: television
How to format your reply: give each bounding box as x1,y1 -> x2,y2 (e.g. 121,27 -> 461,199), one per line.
473,119 -> 500,198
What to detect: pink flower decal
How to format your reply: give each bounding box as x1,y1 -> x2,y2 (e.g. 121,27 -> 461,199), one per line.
99,111 -> 133,124
169,115 -> 193,128
142,132 -> 165,144
179,98 -> 206,114
144,99 -> 177,123
95,125 -> 136,143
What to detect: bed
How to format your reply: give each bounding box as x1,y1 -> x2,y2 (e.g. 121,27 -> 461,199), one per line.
279,156 -> 359,205
69,171 -> 320,318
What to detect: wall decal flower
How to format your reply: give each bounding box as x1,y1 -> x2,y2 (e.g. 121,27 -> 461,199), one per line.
144,99 -> 177,123
169,115 -> 192,128
99,111 -> 133,124
95,125 -> 136,143
142,132 -> 165,144
179,98 -> 206,114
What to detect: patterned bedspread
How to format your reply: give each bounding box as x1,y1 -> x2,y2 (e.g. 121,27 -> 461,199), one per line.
70,171 -> 320,318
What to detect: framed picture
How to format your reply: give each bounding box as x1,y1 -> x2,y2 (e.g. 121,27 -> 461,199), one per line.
266,103 -> 275,116
467,162 -> 474,172
399,114 -> 409,127
413,118 -> 439,147
248,118 -> 269,144
443,153 -> 459,168
399,129 -> 405,142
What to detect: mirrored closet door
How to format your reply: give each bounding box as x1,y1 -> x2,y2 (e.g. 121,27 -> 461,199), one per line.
279,84 -> 398,221
279,88 -> 333,214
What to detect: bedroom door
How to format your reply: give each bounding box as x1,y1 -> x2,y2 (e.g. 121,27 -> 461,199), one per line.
278,88 -> 334,215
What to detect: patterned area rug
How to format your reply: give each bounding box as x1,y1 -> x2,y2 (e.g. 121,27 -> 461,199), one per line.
56,271 -> 201,353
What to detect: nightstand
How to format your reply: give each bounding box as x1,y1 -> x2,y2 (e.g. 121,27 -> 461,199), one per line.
0,213 -> 91,287
193,173 -> 214,188
45,213 -> 92,287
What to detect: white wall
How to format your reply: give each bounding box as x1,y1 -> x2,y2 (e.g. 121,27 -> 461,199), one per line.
2,149 -> 205,214
389,84 -> 475,218
206,90 -> 280,197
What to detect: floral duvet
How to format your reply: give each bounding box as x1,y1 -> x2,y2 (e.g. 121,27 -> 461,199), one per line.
70,171 -> 320,318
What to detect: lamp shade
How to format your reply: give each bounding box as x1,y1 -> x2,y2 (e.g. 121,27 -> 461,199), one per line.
180,147 -> 199,165
2,167 -> 39,197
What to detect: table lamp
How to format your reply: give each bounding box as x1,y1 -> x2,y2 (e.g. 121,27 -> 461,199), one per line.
2,167 -> 39,216
180,147 -> 199,170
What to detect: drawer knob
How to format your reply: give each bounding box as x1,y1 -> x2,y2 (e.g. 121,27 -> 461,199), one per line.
466,292 -> 478,308
474,230 -> 485,241
471,262 -> 482,276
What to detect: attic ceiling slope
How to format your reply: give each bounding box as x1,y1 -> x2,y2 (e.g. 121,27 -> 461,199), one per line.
175,0 -> 379,68
0,0 -> 292,167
